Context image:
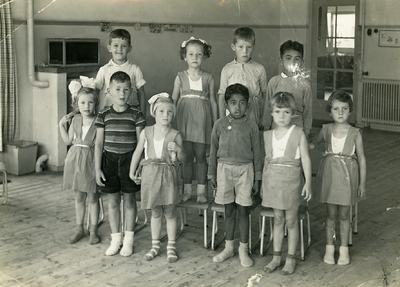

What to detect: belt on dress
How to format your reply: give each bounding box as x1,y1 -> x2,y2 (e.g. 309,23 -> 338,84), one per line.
181,94 -> 209,101
73,144 -> 91,148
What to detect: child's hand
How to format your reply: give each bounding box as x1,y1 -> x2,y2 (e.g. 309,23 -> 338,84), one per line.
301,184 -> 312,201
58,115 -> 71,127
95,170 -> 106,186
308,142 -> 315,150
209,178 -> 217,190
167,142 -> 180,153
131,169 -> 141,185
252,180 -> 261,195
358,184 -> 366,197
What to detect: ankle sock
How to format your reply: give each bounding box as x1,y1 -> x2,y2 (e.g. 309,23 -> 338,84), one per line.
213,240 -> 235,263
264,251 -> 282,273
105,233 -> 122,256
238,242 -> 253,267
167,240 -> 178,263
281,254 -> 296,275
88,224 -> 100,245
197,184 -> 207,203
120,231 -> 134,257
181,184 -> 192,203
67,225 -> 85,244
324,244 -> 335,264
338,246 -> 350,265
144,239 -> 160,261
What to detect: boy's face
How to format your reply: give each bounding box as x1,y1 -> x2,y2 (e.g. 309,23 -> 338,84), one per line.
108,80 -> 132,107
231,38 -> 254,64
281,49 -> 303,76
108,38 -> 132,65
271,105 -> 293,127
226,93 -> 248,119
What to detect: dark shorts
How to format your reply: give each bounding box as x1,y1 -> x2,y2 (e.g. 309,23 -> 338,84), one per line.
98,150 -> 140,194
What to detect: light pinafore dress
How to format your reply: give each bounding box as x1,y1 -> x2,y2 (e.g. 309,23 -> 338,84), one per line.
176,71 -> 213,144
140,126 -> 181,209
63,114 -> 97,193
261,125 -> 303,210
314,124 -> 361,206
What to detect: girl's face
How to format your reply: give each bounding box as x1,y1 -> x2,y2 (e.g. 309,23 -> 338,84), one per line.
330,99 -> 350,124
281,49 -> 303,75
77,93 -> 96,117
271,105 -> 293,127
154,103 -> 174,126
184,43 -> 204,68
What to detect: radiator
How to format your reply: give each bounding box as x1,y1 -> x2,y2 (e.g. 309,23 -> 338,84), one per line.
361,78 -> 400,126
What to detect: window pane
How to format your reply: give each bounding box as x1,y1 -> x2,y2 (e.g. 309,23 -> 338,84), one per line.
337,13 -> 355,38
336,71 -> 353,93
317,70 -> 334,100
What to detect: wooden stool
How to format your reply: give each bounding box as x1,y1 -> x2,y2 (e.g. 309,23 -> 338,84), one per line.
349,202 -> 358,246
0,162 -> 8,205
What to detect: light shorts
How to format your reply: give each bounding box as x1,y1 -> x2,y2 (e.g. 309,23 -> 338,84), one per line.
215,162 -> 254,207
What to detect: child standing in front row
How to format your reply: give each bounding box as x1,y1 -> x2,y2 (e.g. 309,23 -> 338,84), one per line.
172,36 -> 218,204
95,29 -> 147,115
218,27 -> 267,128
262,92 -> 312,275
208,83 -> 262,268
309,91 -> 366,265
262,40 -> 313,136
130,94 -> 186,263
95,71 -> 146,257
59,80 -> 100,245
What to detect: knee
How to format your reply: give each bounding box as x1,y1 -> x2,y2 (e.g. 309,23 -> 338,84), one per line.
164,209 -> 177,220
237,206 -> 249,218
152,207 -> 163,219
108,195 -> 121,209
224,205 -> 236,219
326,209 -> 337,221
285,217 -> 298,229
338,211 -> 349,221
274,215 -> 285,226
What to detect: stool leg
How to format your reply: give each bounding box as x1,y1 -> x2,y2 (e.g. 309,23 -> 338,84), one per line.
354,203 -> 358,234
248,213 -> 252,254
211,210 -> 217,250
300,218 -> 305,260
260,216 -> 266,256
349,205 -> 353,246
1,170 -> 8,205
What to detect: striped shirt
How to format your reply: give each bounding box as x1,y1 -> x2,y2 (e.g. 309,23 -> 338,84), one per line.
95,105 -> 146,154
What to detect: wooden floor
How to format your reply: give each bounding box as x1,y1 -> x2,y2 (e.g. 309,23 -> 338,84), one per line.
1,127 -> 400,287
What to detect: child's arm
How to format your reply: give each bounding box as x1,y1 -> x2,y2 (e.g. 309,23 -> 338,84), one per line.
218,69 -> 228,119
171,76 -> 181,105
58,115 -> 74,145
94,127 -> 106,186
299,131 -> 312,201
308,128 -> 323,150
207,124 -> 219,189
209,77 -> 218,125
167,133 -> 186,163
261,84 -> 274,130
303,83 -> 313,136
355,131 -> 366,197
252,125 -> 262,195
129,129 -> 145,182
138,86 -> 146,117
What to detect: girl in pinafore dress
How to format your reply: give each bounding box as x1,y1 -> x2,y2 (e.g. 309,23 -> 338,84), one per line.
130,93 -> 186,263
59,78 -> 100,245
172,37 -> 218,203
309,90 -> 366,266
261,92 -> 312,275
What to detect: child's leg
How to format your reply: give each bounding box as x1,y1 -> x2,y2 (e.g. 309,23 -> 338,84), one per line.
164,204 -> 178,263
120,192 -> 137,256
105,193 -> 122,256
338,205 -> 351,265
144,206 -> 163,261
237,204 -> 253,267
182,141 -> 194,202
194,143 -> 208,203
264,209 -> 285,273
213,203 -> 236,263
87,191 -> 100,244
281,205 -> 299,275
67,191 -> 87,244
324,204 -> 337,264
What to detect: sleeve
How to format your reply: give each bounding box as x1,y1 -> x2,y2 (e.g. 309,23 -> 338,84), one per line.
259,65 -> 268,93
207,123 -> 220,179
302,80 -> 313,134
94,66 -> 105,91
135,110 -> 147,127
251,124 -> 262,180
133,66 -> 146,89
261,79 -> 275,130
217,66 -> 229,96
94,111 -> 105,128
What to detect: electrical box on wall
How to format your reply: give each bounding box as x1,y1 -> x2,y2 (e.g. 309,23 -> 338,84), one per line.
47,38 -> 100,66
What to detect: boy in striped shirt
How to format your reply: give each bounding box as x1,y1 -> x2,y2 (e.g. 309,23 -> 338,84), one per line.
95,71 -> 146,257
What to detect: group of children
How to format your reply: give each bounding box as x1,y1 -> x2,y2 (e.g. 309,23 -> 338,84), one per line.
58,27 -> 366,275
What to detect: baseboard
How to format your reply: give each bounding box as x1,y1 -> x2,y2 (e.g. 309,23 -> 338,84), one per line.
370,124 -> 400,133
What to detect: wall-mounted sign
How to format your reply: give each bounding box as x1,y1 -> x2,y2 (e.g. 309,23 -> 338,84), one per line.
379,30 -> 400,47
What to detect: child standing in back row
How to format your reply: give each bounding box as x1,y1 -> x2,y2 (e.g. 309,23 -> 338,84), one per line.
95,29 -> 147,115
309,90 -> 366,265
218,27 -> 267,129
262,92 -> 312,275
262,40 -> 313,136
172,36 -> 218,203
95,71 -> 146,257
130,93 -> 186,263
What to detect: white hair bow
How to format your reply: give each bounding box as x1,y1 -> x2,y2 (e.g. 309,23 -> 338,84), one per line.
68,76 -> 96,102
148,92 -> 170,105
181,36 -> 208,48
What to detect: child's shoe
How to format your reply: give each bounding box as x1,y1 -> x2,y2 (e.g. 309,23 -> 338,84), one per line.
281,254 -> 296,275
323,244 -> 335,264
88,224 -> 100,245
238,242 -> 253,267
120,231 -> 134,257
167,240 -> 179,263
197,184 -> 208,203
264,251 -> 282,273
213,240 -> 235,263
337,246 -> 350,265
105,233 -> 122,256
181,184 -> 192,203
67,225 -> 85,244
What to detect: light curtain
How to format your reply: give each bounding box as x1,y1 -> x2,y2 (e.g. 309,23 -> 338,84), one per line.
0,0 -> 18,151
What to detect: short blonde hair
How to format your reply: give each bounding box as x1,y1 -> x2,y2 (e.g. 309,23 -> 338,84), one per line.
150,96 -> 176,118
270,91 -> 296,113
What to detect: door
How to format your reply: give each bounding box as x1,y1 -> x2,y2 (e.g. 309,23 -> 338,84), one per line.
311,0 -> 360,121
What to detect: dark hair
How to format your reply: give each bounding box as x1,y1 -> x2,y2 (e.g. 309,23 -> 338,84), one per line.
225,83 -> 250,102
325,90 -> 353,113
109,71 -> 131,86
233,27 -> 255,45
280,40 -> 304,59
72,87 -> 99,109
109,29 -> 131,46
179,38 -> 212,60
270,91 -> 296,112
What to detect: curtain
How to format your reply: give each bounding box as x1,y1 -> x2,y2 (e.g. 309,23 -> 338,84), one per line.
0,0 -> 18,151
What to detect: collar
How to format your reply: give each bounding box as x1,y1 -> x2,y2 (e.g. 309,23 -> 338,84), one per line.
227,114 -> 247,123
233,58 -> 253,65
108,59 -> 129,67
281,72 -> 300,79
